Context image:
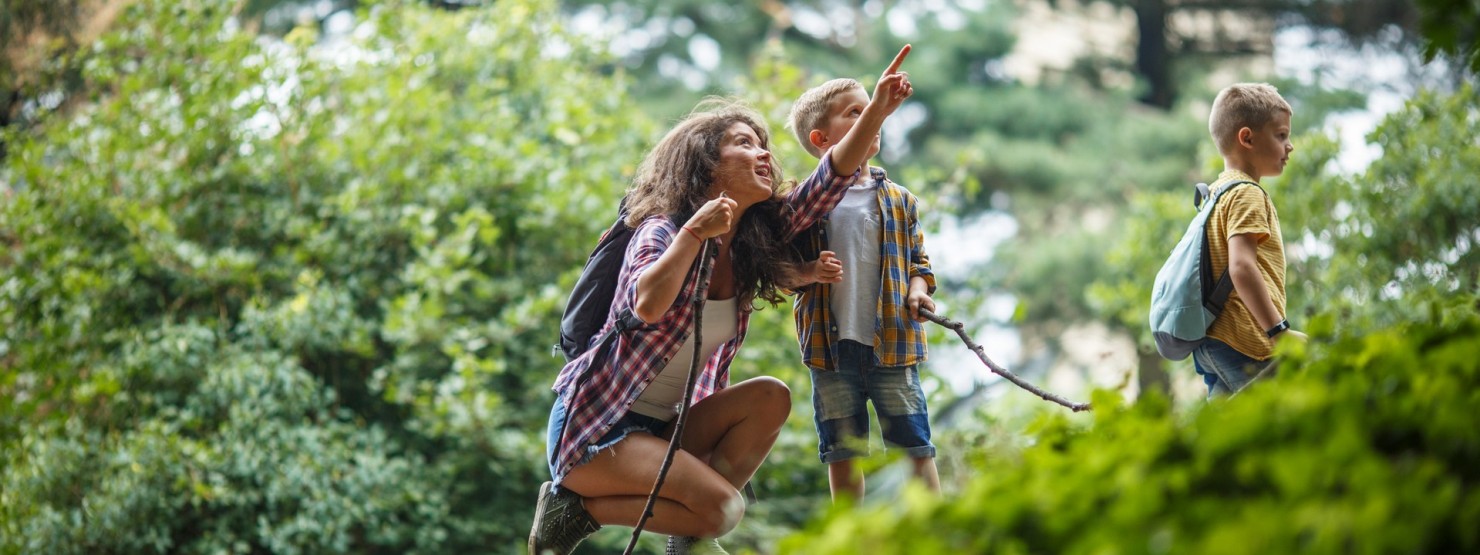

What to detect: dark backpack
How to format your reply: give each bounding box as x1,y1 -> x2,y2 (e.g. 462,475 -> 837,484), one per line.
554,208 -> 647,362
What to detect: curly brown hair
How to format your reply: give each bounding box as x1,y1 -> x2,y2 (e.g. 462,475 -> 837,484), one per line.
624,98 -> 802,309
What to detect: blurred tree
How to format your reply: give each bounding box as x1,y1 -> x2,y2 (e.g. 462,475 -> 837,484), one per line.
776,63 -> 1480,553
1091,0 -> 1428,108
0,0 -> 89,159
1087,83 -> 1478,395
1414,0 -> 1480,72
548,0 -> 1381,402
1,0 -> 658,551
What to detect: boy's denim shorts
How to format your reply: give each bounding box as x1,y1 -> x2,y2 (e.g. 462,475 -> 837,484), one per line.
1193,338 -> 1276,398
810,340 -> 935,464
545,396 -> 671,483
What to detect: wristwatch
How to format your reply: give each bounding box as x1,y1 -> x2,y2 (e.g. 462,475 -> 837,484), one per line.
1265,319 -> 1290,338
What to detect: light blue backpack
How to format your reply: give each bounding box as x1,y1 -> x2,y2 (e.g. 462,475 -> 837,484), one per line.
1149,180 -> 1260,360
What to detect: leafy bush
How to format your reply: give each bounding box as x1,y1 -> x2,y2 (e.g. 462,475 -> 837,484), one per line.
1,0 -> 653,551
780,297 -> 1480,554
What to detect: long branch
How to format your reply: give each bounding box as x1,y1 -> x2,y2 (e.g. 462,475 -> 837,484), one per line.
919,308 -> 1091,412
624,238 -> 713,554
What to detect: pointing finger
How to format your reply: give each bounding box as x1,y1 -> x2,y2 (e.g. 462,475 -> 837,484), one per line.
884,44 -> 911,74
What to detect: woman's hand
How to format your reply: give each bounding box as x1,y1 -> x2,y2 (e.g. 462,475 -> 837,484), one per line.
684,193 -> 738,239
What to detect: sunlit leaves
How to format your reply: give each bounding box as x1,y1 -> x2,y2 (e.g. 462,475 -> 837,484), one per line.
2,0 -> 652,550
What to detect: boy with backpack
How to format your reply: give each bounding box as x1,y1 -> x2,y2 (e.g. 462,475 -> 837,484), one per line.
1176,82 -> 1308,396
785,74 -> 939,501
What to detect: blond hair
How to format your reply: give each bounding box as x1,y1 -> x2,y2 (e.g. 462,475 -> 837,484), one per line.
786,78 -> 864,157
1209,83 -> 1293,155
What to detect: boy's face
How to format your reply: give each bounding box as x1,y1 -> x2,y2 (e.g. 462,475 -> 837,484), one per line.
711,122 -> 775,207
811,87 -> 879,160
1248,111 -> 1294,177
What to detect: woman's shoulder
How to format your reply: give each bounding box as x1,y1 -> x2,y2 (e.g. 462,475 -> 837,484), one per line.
629,214 -> 680,244
634,214 -> 679,230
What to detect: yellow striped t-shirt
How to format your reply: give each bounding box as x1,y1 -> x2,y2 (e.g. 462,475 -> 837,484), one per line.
1204,169 -> 1286,360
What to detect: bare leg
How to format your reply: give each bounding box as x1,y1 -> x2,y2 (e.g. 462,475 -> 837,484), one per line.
562,433 -> 742,538
672,377 -> 791,489
910,456 -> 941,493
559,377 -> 791,539
827,459 -> 864,502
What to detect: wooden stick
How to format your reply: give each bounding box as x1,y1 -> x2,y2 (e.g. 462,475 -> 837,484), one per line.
919,308 -> 1091,412
625,238 -> 713,554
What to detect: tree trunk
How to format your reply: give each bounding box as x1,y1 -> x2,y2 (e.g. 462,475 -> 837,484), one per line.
1136,345 -> 1171,399
1,89 -> 17,161
1132,0 -> 1174,109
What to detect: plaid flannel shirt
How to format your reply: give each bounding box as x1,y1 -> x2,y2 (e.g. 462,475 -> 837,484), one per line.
791,166 -> 935,371
549,153 -> 858,482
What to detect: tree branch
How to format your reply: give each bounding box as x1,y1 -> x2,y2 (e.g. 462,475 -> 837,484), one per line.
625,238 -> 714,554
919,308 -> 1092,412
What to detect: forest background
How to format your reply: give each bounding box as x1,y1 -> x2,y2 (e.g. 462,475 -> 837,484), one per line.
1,0 -> 1477,553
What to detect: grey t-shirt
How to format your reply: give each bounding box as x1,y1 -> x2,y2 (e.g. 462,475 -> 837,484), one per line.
827,180 -> 882,345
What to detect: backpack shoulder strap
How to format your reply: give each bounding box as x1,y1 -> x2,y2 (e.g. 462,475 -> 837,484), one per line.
1198,179 -> 1262,315
583,308 -> 643,357
1204,179 -> 1262,208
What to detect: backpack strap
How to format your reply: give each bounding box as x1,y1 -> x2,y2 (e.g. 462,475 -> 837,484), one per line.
1199,180 -> 1262,316
591,308 -> 643,351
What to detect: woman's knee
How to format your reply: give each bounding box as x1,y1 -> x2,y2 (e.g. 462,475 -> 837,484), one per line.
744,376 -> 792,416
688,487 -> 746,537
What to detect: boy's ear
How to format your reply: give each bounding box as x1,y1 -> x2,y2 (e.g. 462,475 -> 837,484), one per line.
808,129 -> 830,151
1237,127 -> 1254,149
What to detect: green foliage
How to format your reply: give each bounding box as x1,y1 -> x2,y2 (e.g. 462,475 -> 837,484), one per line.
814,81 -> 1480,555
0,0 -> 84,88
1284,85 -> 1480,324
1,0 -> 653,551
1414,0 -> 1480,73
781,298 -> 1480,553
4,1 -> 1475,553
1091,85 -> 1480,352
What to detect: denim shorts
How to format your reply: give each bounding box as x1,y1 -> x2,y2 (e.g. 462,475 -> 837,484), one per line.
1192,338 -> 1276,398
810,340 -> 935,464
545,397 -> 671,480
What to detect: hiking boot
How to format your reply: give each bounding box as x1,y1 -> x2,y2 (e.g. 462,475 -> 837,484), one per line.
528,481 -> 600,555
666,536 -> 728,554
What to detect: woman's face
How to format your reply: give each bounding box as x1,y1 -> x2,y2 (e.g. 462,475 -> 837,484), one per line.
710,122 -> 774,207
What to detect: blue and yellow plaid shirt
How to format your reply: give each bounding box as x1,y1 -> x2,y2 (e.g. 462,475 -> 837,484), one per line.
791,166 -> 935,371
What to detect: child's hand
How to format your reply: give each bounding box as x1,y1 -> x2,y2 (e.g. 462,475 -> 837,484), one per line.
809,251 -> 843,284
907,290 -> 935,322
871,44 -> 914,115
1275,329 -> 1308,347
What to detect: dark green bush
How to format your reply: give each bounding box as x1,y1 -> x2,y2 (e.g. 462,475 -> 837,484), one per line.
781,299 -> 1480,554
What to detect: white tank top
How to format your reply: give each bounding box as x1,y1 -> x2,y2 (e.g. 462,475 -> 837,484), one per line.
629,297 -> 739,420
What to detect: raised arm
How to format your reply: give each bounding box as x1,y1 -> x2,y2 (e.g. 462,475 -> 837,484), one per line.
784,45 -> 916,238
632,196 -> 736,323
829,44 -> 913,176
